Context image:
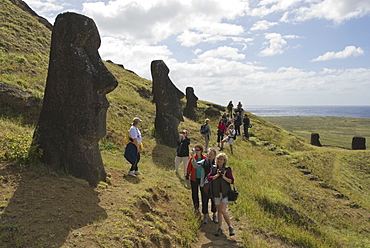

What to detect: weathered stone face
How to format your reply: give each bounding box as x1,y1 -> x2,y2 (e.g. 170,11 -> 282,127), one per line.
151,60 -> 184,147
33,13 -> 118,186
352,136 -> 366,150
310,133 -> 322,147
183,86 -> 198,121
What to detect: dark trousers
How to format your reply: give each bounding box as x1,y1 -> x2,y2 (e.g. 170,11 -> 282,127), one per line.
235,124 -> 241,135
244,125 -> 249,138
201,187 -> 217,214
217,132 -> 224,143
190,178 -> 201,209
129,152 -> 140,171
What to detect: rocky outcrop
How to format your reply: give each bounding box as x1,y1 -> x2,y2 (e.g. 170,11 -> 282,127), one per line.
311,133 -> 322,147
183,87 -> 198,121
205,103 -> 226,112
9,0 -> 53,30
151,60 -> 184,147
32,13 -> 118,186
0,82 -> 41,124
352,136 -> 366,150
205,106 -> 221,117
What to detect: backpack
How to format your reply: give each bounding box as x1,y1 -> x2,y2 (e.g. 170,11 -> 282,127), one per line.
124,129 -> 134,145
200,124 -> 208,134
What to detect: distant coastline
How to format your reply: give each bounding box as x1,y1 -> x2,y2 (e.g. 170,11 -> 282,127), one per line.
247,105 -> 370,119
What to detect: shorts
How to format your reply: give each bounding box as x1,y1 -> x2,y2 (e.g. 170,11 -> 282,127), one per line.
214,193 -> 229,205
222,137 -> 234,145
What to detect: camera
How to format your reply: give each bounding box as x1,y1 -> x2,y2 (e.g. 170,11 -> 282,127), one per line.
219,168 -> 226,174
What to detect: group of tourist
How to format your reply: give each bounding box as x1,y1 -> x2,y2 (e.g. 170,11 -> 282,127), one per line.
174,129 -> 236,236
202,101 -> 251,154
124,101 -> 242,237
186,145 -> 236,237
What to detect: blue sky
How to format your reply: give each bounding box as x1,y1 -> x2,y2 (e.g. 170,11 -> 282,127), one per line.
23,0 -> 370,106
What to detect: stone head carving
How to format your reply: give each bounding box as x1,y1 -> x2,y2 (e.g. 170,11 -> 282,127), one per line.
151,60 -> 184,147
183,86 -> 198,121
33,12 -> 118,185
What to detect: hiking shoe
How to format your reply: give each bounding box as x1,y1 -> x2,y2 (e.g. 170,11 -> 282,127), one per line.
128,171 -> 137,177
212,214 -> 218,223
229,226 -> 235,236
214,227 -> 222,236
134,170 -> 142,175
203,214 -> 209,224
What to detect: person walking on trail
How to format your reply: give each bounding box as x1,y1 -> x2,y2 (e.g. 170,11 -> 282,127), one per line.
227,101 -> 233,116
217,119 -> 227,148
234,102 -> 244,117
191,148 -> 218,224
124,117 -> 143,177
207,153 -> 235,237
203,119 -> 211,151
243,114 -> 250,140
220,124 -> 236,154
174,130 -> 190,176
186,144 -> 207,213
234,112 -> 242,136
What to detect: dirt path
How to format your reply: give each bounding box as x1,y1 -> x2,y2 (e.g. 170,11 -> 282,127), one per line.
190,208 -> 244,248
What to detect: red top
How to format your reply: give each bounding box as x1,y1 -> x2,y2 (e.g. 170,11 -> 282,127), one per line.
186,154 -> 207,181
217,123 -> 227,133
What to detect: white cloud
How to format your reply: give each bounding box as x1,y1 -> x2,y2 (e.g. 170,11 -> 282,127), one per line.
98,37 -> 173,78
82,0 -> 248,44
193,49 -> 202,55
249,0 -> 302,17
176,30 -> 228,47
260,33 -> 287,56
23,0 -> 66,22
25,0 -> 65,12
281,0 -> 370,24
250,20 -> 278,31
311,46 -> 364,62
169,59 -> 370,106
197,46 -> 245,61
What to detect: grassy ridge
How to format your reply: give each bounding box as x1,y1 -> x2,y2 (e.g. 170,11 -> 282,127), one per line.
1,0 -> 370,247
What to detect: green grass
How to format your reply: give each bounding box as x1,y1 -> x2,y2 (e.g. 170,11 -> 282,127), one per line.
1,0 -> 370,246
265,116 -> 370,149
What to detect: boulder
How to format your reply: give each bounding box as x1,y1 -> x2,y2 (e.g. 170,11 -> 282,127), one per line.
205,106 -> 221,117
352,136 -> 366,150
205,103 -> 226,112
311,133 -> 322,147
183,87 -> 198,121
151,60 -> 184,147
32,13 -> 118,186
0,82 -> 41,124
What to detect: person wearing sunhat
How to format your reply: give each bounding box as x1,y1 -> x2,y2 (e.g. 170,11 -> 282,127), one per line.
125,117 -> 143,177
174,129 -> 190,176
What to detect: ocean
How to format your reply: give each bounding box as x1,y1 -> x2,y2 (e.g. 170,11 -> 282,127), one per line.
247,105 -> 370,119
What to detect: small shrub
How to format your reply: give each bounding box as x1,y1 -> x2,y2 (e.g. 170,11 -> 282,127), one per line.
0,133 -> 42,168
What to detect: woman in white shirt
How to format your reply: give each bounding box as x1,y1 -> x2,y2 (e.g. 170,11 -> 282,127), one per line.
127,117 -> 143,177
220,124 -> 236,154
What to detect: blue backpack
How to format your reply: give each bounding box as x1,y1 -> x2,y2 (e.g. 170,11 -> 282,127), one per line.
200,124 -> 208,134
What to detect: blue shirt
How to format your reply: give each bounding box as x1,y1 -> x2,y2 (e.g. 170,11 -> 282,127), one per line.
196,157 -> 202,178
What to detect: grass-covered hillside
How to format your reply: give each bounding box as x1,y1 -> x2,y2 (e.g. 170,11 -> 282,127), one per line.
1,0 -> 370,247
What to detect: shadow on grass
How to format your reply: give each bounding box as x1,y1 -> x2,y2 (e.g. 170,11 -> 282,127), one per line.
151,143 -> 177,171
0,165 -> 107,248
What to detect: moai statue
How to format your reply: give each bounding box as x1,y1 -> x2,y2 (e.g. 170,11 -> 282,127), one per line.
33,13 -> 118,186
151,60 -> 184,147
